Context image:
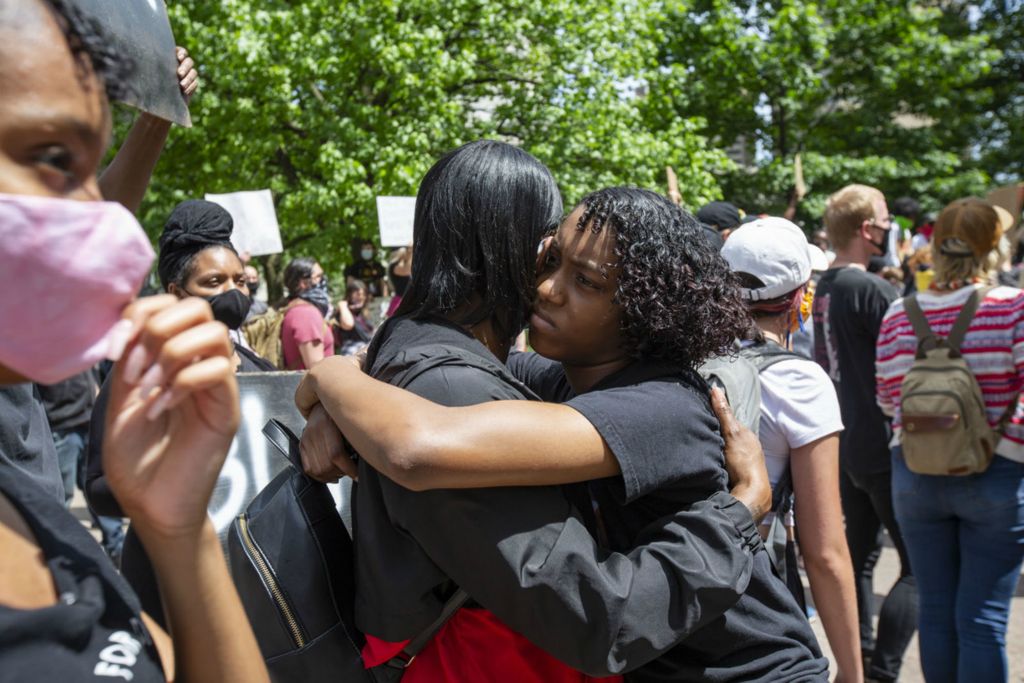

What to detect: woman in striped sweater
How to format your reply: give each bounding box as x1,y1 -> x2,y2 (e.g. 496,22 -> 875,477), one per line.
875,198 -> 1024,683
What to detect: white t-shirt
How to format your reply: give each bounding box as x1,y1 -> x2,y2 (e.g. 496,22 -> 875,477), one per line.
758,357 -> 844,525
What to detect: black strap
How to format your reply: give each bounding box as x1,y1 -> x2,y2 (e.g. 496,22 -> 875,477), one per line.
764,466 -> 793,587
770,466 -> 793,513
385,589 -> 470,670
262,419 -> 303,470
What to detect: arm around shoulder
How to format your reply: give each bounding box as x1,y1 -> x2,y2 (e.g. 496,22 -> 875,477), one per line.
301,357 -> 620,490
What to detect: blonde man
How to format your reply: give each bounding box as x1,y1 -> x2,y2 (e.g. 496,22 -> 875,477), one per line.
812,184 -> 918,683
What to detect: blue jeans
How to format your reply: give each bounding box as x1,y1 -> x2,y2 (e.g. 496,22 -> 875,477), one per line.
892,448 -> 1024,683
52,426 -> 79,507
52,426 -> 125,563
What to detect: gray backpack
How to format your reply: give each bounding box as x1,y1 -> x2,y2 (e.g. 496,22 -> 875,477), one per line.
900,289 -> 997,475
737,341 -> 809,610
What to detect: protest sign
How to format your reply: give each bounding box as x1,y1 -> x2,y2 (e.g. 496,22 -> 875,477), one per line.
206,190 -> 284,256
208,373 -> 352,546
376,196 -> 417,247
794,153 -> 806,200
665,166 -> 681,206
987,184 -> 1024,225
70,0 -> 191,127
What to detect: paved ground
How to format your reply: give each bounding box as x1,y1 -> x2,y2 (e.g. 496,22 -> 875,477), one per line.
808,531 -> 1024,682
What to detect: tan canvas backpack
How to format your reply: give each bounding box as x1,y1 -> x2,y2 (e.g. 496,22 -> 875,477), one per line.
899,288 -> 998,475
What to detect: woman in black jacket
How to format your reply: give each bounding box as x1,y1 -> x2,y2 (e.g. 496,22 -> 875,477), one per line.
300,187 -> 829,681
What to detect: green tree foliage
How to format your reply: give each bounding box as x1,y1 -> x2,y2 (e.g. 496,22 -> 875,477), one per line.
121,0 -> 725,290
117,0 -> 1016,282
938,0 -> 1024,182
644,0 -> 1002,223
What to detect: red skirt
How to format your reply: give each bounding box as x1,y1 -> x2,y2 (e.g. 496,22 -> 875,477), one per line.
363,606 -> 622,683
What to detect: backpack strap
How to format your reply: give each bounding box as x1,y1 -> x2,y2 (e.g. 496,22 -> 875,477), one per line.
946,287 -> 991,354
262,419 -> 303,469
384,589 -> 470,671
905,287 -> 991,359
737,341 -> 805,583
380,344 -> 541,401
737,340 -> 807,373
902,294 -> 938,358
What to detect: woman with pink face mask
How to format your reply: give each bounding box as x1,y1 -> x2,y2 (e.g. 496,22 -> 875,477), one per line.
0,1 -> 268,681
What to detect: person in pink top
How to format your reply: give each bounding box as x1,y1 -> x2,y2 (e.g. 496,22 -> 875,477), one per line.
280,257 -> 335,370
876,198 -> 1024,683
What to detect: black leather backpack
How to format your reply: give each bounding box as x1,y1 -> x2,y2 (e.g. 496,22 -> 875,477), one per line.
228,419 -> 466,683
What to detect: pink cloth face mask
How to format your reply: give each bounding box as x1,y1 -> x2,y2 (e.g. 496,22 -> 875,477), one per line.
0,193 -> 155,384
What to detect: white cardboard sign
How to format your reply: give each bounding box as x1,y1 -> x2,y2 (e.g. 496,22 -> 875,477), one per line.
376,196 -> 416,247
205,190 -> 283,256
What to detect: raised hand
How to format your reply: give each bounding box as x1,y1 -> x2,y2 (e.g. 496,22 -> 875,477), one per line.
176,46 -> 199,103
102,295 -> 239,541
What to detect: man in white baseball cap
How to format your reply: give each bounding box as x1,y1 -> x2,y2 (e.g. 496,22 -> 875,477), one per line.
722,216 -> 813,304
721,217 -> 862,683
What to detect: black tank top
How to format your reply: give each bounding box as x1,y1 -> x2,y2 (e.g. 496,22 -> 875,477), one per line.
0,465 -> 165,682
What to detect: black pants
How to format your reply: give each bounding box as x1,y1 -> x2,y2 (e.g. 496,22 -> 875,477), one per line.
840,467 -> 919,681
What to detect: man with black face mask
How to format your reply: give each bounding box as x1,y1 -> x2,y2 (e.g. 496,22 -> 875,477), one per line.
811,184 -> 917,683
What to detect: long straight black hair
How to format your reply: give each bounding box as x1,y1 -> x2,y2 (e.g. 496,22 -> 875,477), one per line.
396,140 -> 563,344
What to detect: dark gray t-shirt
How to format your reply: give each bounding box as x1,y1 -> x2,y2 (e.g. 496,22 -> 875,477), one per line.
0,384 -> 63,503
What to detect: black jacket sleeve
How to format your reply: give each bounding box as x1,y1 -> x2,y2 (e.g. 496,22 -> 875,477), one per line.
374,367 -> 760,676
383,477 -> 758,676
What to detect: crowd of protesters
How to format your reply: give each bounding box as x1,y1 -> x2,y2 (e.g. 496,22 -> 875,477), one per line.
1,1 -> 1022,683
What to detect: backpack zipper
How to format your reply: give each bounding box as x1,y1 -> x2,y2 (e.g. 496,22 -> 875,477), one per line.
237,514 -> 307,648
903,389 -> 970,427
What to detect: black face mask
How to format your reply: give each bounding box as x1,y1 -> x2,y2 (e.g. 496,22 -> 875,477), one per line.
197,288 -> 252,330
247,280 -> 260,298
868,229 -> 890,257
298,280 -> 331,317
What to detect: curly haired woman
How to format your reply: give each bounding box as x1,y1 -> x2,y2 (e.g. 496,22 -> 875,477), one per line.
298,186 -> 828,681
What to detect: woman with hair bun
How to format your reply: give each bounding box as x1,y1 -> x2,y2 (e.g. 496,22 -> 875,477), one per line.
876,198 -> 1024,682
157,200 -> 275,371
